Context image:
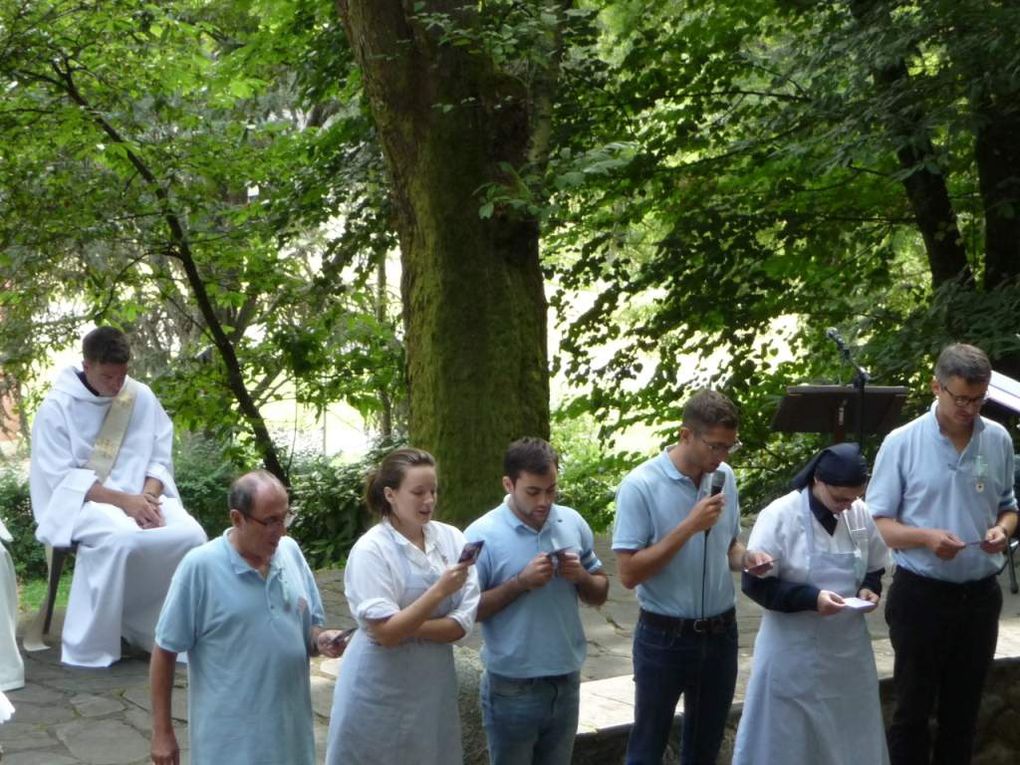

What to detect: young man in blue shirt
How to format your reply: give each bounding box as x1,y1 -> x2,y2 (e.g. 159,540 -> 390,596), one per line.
613,389 -> 747,765
465,438 -> 609,765
868,343 -> 1018,764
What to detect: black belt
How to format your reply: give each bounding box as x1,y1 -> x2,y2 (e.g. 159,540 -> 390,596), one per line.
639,607 -> 736,636
894,567 -> 997,593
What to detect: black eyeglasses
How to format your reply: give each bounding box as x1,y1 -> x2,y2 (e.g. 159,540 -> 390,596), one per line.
939,381 -> 988,409
245,511 -> 294,530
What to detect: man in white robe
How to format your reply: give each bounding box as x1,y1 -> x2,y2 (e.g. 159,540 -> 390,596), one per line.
29,326 -> 207,667
0,513 -> 24,691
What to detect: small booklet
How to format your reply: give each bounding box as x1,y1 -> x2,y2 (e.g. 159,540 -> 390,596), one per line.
842,596 -> 878,612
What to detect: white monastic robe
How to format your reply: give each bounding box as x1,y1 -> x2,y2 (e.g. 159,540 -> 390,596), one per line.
0,515 -> 23,691
29,366 -> 207,667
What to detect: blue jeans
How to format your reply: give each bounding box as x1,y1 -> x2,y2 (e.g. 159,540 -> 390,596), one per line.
480,670 -> 580,765
626,620 -> 738,765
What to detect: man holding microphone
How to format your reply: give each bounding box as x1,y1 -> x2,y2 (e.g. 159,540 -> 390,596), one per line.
613,389 -> 748,765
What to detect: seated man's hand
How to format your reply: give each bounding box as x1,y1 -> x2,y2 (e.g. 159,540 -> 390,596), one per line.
120,492 -> 164,529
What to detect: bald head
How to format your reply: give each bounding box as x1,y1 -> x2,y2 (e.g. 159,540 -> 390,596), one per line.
228,470 -> 288,518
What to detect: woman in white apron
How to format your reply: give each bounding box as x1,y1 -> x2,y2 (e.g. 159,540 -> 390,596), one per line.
733,443 -> 891,765
326,448 -> 480,765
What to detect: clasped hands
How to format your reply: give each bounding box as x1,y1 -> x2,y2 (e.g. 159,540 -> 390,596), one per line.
122,491 -> 165,529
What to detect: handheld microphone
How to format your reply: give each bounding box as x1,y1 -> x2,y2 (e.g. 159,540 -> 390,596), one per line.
709,470 -> 725,496
706,471 -> 725,541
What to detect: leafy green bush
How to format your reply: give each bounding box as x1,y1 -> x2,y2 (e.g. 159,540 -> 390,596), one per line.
0,464 -> 48,580
173,433 -> 249,539
287,436 -> 405,570
552,414 -> 642,533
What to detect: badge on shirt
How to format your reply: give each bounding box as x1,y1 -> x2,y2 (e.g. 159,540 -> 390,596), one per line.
974,455 -> 987,493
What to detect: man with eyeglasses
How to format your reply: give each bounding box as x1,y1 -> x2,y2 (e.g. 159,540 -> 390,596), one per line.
612,389 -> 748,764
465,437 -> 609,765
149,470 -> 347,765
867,343 -> 1018,765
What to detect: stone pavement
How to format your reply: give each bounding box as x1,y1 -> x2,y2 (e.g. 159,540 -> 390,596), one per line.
2,535 -> 1020,764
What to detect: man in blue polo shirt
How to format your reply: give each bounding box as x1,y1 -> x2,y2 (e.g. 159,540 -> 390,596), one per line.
465,437 -> 609,765
613,389 -> 747,765
149,471 -> 347,765
867,343 -> 1017,765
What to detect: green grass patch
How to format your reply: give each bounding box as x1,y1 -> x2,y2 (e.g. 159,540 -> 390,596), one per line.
18,572 -> 72,615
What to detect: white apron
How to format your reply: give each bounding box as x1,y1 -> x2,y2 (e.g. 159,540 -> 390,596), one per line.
733,491 -> 889,765
325,529 -> 462,765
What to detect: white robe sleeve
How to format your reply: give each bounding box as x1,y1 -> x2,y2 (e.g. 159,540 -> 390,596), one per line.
144,401 -> 177,497
29,400 -> 98,547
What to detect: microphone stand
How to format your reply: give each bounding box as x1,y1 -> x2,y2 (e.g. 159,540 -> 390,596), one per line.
828,331 -> 871,449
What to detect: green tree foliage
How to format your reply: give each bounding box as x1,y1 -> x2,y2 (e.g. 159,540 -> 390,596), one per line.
535,0 -> 1020,506
0,0 -> 403,479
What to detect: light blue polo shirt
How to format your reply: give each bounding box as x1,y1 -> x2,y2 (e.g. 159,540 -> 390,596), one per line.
612,449 -> 741,618
867,402 -> 1017,583
464,500 -> 602,678
155,532 -> 325,765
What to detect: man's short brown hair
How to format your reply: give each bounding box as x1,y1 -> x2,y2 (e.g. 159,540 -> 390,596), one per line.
682,389 -> 739,432
82,327 -> 131,364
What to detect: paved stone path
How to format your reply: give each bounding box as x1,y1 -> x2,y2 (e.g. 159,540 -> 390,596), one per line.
2,536 -> 1019,763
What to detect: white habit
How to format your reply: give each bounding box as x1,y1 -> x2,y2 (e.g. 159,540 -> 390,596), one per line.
29,366 -> 207,667
0,514 -> 24,691
732,489 -> 890,765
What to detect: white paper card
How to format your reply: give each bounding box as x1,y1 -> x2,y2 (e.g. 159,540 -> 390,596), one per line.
842,596 -> 878,612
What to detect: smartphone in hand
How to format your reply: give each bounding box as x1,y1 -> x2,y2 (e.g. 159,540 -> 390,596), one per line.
743,557 -> 779,577
548,546 -> 574,561
329,627 -> 358,648
458,540 -> 485,565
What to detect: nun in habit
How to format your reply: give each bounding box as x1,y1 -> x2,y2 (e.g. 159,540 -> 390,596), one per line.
732,443 -> 891,765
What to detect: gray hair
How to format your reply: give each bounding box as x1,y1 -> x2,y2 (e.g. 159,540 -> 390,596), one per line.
935,343 -> 991,385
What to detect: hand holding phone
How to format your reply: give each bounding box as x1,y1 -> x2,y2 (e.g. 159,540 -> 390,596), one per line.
318,627 -> 356,658
458,540 -> 485,565
743,553 -> 779,577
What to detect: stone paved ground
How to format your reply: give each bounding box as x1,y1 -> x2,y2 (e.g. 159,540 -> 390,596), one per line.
2,535 -> 1019,763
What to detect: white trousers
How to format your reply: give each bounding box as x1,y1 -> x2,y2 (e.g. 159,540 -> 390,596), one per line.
0,543 -> 23,691
62,498 -> 206,667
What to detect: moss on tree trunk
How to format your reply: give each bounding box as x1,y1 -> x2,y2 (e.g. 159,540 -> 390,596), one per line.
339,0 -> 552,524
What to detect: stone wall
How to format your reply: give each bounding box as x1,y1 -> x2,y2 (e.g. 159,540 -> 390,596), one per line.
571,657 -> 1020,764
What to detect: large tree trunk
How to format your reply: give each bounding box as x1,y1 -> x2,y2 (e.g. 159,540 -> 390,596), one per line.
970,85 -> 1020,291
338,1 -> 551,524
848,0 -> 973,289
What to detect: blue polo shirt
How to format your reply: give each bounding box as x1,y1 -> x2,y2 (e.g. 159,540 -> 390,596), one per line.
464,500 -> 602,678
612,449 -> 741,618
867,402 -> 1017,583
155,532 -> 325,765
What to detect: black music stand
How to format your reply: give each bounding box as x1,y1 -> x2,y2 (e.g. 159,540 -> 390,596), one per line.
771,385 -> 909,445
